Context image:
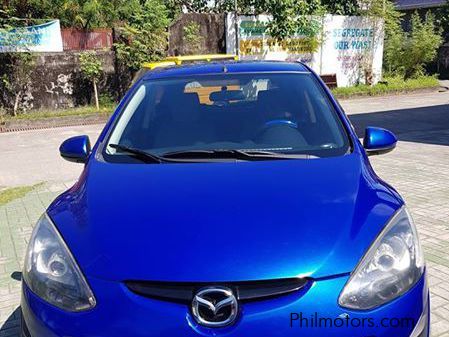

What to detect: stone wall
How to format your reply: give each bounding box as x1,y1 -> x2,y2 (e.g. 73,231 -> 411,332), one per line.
168,13 -> 226,56
28,51 -> 117,110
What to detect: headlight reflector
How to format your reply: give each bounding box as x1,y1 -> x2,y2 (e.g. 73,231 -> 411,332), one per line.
23,214 -> 96,311
339,207 -> 424,310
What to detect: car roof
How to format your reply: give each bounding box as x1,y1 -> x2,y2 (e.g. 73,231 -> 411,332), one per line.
142,60 -> 310,80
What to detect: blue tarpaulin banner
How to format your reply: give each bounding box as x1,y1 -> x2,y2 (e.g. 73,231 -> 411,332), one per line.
0,20 -> 63,52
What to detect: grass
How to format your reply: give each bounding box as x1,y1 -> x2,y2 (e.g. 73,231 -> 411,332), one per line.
332,75 -> 440,99
0,183 -> 44,206
0,103 -> 115,123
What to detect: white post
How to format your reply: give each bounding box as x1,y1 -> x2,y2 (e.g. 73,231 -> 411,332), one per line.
234,0 -> 239,57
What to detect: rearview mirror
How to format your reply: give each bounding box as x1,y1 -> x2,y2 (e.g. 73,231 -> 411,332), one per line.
363,127 -> 397,156
59,135 -> 91,163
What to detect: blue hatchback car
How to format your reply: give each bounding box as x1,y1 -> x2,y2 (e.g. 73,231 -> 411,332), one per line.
21,60 -> 429,337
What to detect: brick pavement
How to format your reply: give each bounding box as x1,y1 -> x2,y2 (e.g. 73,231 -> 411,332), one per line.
0,182 -> 72,337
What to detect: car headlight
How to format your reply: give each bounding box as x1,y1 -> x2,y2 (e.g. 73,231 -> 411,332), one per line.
23,214 -> 96,311
339,206 -> 425,310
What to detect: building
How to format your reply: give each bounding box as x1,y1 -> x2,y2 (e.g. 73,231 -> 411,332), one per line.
395,0 -> 446,11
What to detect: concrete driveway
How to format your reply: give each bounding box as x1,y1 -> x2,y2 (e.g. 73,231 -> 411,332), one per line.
1,90 -> 449,336
0,125 -> 101,188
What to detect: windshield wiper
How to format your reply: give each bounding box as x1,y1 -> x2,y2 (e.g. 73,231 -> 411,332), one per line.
108,144 -> 167,164
109,145 -> 316,163
162,149 -> 313,161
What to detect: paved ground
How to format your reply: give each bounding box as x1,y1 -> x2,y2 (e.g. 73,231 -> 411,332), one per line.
0,90 -> 449,336
0,125 -> 101,188
344,92 -> 449,336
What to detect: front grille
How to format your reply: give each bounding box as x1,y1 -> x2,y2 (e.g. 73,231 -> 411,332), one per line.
126,278 -> 309,303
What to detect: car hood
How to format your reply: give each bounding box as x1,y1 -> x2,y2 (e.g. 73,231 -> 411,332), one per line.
48,153 -> 401,282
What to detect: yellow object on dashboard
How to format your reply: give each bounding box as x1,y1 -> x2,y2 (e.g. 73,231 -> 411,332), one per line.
142,54 -> 238,70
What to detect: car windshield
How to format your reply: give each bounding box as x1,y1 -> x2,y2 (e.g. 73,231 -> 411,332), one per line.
105,72 -> 350,162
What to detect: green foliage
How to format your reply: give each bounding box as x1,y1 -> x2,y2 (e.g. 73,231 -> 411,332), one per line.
332,75 -> 439,98
0,19 -> 37,115
404,13 -> 442,79
435,2 -> 449,42
1,0 -> 142,29
321,0 -> 359,15
355,0 -> 442,80
0,52 -> 36,115
98,93 -> 116,106
115,0 -> 169,71
385,12 -> 442,79
359,0 -> 402,24
360,0 -> 404,55
183,21 -> 203,53
262,0 -> 323,42
384,22 -> 404,75
168,0 -> 323,42
168,0 -> 209,12
2,0 -> 328,49
79,51 -> 103,109
79,51 -> 102,81
169,0 -> 323,15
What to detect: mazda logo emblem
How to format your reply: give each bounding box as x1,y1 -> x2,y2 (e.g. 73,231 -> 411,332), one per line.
191,287 -> 238,327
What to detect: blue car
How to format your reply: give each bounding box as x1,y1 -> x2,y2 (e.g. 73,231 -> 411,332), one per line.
21,60 -> 429,337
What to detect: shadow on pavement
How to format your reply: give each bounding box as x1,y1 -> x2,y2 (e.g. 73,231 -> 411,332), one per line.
0,307 -> 21,337
349,104 -> 449,146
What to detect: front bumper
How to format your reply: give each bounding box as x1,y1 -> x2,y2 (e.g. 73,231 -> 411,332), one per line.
21,272 -> 429,337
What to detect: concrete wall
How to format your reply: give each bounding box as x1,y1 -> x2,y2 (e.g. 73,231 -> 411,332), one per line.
168,13 -> 226,56
28,51 -> 117,110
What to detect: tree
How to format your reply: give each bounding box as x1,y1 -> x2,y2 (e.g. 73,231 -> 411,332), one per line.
0,53 -> 36,115
261,0 -> 323,41
79,51 -> 102,110
0,21 -> 36,115
381,1 -> 405,75
434,1 -> 449,42
383,12 -> 442,79
321,0 -> 360,15
403,13 -> 442,79
114,0 -> 169,71
1,0 -> 142,29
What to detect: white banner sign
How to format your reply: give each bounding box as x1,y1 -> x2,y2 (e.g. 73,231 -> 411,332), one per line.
0,20 -> 63,52
226,14 -> 384,87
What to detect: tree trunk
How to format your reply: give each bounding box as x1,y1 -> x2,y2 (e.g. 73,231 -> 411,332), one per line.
13,91 -> 21,116
93,79 -> 99,111
365,69 -> 373,86
404,68 -> 414,81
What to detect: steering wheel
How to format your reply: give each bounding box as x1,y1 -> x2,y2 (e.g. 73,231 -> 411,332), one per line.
257,119 -> 298,134
254,119 -> 301,143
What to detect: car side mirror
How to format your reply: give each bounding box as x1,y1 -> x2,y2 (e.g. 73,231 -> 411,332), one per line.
59,135 -> 91,163
363,127 -> 397,156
